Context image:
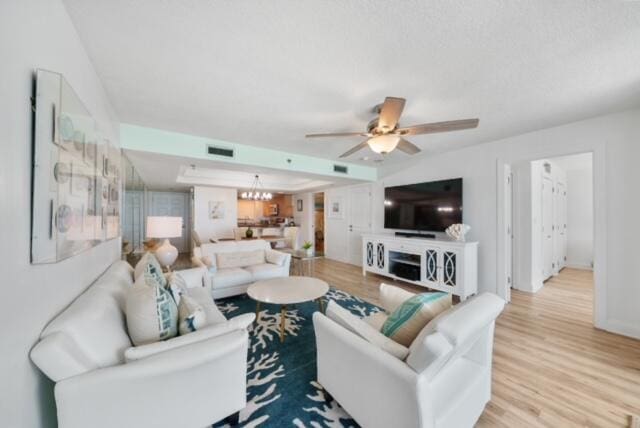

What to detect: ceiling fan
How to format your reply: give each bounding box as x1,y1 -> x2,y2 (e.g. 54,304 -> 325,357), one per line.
306,97 -> 479,158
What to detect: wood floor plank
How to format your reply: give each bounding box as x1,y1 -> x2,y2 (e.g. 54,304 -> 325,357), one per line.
311,259 -> 640,427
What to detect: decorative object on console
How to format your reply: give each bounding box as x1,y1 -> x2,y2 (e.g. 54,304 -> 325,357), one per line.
146,216 -> 183,270
381,292 -> 452,346
302,241 -> 314,256
446,223 -> 471,242
245,227 -> 254,238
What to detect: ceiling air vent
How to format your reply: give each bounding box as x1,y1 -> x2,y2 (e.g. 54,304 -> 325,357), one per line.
333,164 -> 348,174
207,145 -> 235,158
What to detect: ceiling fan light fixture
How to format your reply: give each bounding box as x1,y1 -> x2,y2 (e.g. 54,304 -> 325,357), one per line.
368,135 -> 400,154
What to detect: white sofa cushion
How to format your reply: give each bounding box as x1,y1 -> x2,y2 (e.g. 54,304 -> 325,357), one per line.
363,311 -> 388,330
125,275 -> 178,346
379,283 -> 417,313
381,292 -> 452,346
178,295 -> 206,335
406,331 -> 454,377
245,263 -> 284,281
265,249 -> 287,266
326,301 -> 409,360
216,249 -> 265,269
211,267 -> 254,289
123,313 -> 255,362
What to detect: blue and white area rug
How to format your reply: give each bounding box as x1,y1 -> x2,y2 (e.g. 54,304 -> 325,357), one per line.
213,287 -> 382,427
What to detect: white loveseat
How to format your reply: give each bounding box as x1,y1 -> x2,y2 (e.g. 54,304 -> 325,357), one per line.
313,284 -> 505,428
193,239 -> 291,299
30,261 -> 254,428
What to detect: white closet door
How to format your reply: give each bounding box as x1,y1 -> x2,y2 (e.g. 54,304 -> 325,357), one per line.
347,184 -> 372,266
542,176 -> 554,279
149,192 -> 189,253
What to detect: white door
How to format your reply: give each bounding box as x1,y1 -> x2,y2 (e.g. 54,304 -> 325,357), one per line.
557,182 -> 567,269
504,165 -> 513,302
542,177 -> 554,279
149,191 -> 190,253
347,184 -> 372,266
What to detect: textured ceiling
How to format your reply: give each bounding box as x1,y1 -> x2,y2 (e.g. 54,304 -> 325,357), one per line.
64,0 -> 640,166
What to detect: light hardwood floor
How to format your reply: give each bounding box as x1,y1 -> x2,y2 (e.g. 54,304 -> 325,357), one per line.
312,258 -> 640,428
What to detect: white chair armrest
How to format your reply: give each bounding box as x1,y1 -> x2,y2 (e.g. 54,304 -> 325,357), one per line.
174,267 -> 207,289
56,331 -> 248,428
125,313 -> 255,362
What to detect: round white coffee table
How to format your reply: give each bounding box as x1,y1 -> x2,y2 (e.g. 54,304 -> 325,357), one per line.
247,276 -> 330,342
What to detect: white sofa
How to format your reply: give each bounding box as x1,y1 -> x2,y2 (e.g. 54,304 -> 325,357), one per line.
30,260 -> 254,428
313,284 -> 505,428
193,239 -> 291,299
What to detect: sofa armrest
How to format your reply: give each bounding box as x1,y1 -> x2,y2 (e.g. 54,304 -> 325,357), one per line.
265,249 -> 291,267
174,267 -> 207,289
124,313 -> 255,362
55,330 -> 248,428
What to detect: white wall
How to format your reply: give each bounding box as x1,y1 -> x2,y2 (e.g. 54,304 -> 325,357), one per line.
327,109 -> 640,339
0,1 -> 121,427
193,186 -> 238,240
555,154 -> 594,269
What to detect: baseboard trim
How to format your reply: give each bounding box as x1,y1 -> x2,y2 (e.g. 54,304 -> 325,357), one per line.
601,319 -> 640,340
564,262 -> 593,271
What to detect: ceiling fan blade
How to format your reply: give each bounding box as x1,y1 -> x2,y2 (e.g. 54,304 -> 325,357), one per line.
339,141 -> 369,158
396,138 -> 421,155
396,118 -> 479,136
306,131 -> 369,138
377,97 -> 406,131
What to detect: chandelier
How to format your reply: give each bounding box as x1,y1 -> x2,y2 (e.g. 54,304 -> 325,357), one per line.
240,175 -> 273,201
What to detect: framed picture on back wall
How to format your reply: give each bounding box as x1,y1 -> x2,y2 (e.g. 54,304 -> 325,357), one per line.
297,199 -> 303,212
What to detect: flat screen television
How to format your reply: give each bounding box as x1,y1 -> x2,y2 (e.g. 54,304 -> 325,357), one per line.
384,178 -> 463,232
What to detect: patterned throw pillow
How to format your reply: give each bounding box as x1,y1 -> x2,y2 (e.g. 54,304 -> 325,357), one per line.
144,254 -> 167,288
125,273 -> 178,346
178,295 -> 206,335
381,292 -> 452,347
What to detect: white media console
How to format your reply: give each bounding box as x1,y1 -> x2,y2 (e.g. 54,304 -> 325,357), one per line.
362,233 -> 478,300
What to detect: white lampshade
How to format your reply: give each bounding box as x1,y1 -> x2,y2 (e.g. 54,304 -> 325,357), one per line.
368,135 -> 400,154
146,216 -> 182,238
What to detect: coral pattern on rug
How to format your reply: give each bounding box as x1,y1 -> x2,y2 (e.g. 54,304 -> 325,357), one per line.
213,287 -> 381,427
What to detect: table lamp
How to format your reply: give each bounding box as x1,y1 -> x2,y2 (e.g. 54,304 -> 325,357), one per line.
146,216 -> 183,270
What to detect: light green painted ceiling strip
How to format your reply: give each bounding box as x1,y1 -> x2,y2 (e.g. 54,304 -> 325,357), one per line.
120,123 -> 377,181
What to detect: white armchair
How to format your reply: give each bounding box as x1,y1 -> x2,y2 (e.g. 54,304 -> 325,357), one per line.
313,284 -> 505,428
30,261 -> 253,428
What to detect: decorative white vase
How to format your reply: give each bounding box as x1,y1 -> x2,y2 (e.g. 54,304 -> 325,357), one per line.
155,238 -> 178,269
305,248 -> 314,257
446,224 -> 471,242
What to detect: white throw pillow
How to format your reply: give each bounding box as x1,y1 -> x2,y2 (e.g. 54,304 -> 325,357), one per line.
125,275 -> 178,346
265,249 -> 287,266
178,295 -> 206,335
325,300 -> 409,360
216,249 -> 265,269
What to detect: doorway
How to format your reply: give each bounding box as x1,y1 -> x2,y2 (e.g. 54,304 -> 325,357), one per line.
313,192 -> 325,256
505,152 -> 594,317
